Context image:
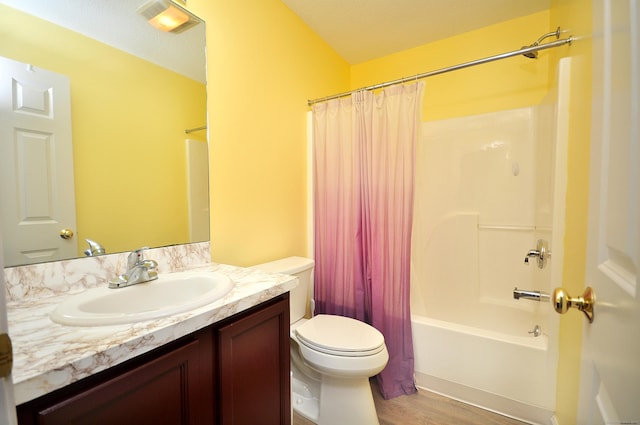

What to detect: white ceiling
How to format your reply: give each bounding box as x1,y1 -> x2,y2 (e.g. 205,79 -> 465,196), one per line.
280,0 -> 551,64
1,0 -> 206,83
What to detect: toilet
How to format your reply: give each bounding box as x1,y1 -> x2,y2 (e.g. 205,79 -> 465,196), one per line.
252,257 -> 388,425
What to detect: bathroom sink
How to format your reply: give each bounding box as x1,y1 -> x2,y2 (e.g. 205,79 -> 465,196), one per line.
50,271 -> 234,326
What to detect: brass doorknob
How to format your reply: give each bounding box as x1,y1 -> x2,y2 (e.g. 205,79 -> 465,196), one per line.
552,286 -> 595,323
59,228 -> 74,239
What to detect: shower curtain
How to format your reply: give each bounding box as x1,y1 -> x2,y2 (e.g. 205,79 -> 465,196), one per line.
312,82 -> 424,399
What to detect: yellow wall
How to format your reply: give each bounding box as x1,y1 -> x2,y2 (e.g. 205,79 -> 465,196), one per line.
0,5 -> 206,255
351,11 -> 553,121
548,1 -> 592,423
188,3 -> 550,267
189,0 -> 349,266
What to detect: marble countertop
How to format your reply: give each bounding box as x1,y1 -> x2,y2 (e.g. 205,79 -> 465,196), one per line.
7,262 -> 297,405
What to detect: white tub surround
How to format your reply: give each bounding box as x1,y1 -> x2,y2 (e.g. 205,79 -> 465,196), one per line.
4,243 -> 298,405
409,58 -> 571,425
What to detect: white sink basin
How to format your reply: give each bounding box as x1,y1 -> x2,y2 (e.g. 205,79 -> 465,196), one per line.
50,271 -> 234,326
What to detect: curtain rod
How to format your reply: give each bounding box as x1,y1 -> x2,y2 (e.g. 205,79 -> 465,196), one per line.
307,34 -> 573,106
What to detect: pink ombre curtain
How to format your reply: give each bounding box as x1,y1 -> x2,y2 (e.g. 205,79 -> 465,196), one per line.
312,82 -> 424,399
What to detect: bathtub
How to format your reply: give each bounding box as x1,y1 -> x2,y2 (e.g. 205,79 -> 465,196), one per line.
409,215 -> 557,424
411,313 -> 556,424
409,58 -> 571,425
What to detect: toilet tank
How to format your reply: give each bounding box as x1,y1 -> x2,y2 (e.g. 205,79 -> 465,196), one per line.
251,256 -> 314,324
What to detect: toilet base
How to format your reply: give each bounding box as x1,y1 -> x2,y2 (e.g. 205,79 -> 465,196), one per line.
292,376 -> 320,422
317,376 -> 379,425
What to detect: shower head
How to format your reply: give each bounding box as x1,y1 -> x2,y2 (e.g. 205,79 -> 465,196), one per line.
521,27 -> 561,59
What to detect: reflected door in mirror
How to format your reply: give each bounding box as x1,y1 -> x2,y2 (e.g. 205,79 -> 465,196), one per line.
0,57 -> 77,266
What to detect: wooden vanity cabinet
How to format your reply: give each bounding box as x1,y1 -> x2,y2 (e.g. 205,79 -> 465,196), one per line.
16,328 -> 214,425
216,294 -> 291,425
16,294 -> 290,425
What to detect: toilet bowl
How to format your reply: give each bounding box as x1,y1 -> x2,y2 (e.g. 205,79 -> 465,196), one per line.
252,257 -> 388,425
294,314 -> 388,377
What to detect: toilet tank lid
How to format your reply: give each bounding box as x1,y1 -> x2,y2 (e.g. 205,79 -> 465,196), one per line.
250,256 -> 314,275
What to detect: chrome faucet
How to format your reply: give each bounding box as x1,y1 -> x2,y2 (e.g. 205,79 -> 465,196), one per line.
84,238 -> 106,256
109,247 -> 158,289
524,249 -> 541,264
524,239 -> 550,269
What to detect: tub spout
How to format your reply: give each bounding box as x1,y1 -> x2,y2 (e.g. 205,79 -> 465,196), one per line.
513,287 -> 550,302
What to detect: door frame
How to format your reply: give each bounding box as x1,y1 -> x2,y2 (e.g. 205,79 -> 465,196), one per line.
0,232 -> 18,424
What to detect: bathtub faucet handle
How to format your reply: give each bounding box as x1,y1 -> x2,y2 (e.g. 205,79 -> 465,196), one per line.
524,239 -> 550,269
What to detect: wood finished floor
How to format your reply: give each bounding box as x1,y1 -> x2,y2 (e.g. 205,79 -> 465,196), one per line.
293,380 -> 527,425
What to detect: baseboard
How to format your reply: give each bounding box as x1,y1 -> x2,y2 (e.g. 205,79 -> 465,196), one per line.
415,372 -> 555,425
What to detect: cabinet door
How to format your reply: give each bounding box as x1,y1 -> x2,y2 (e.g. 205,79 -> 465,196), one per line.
18,333 -> 213,425
218,295 -> 290,425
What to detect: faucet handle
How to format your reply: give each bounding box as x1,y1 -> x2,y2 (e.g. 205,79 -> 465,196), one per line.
524,239 -> 550,269
128,247 -> 150,269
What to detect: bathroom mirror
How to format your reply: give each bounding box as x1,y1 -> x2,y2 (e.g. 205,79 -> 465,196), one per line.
0,0 -> 208,267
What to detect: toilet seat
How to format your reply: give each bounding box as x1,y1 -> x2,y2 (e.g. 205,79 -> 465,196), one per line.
295,314 -> 385,357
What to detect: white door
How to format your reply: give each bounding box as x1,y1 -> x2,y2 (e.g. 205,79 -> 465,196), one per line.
0,238 -> 18,424
0,57 -> 77,266
577,0 -> 640,423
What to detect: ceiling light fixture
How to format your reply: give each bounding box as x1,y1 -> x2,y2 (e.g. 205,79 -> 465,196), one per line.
137,0 -> 199,33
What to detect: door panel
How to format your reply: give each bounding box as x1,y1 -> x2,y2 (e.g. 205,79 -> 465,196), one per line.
578,0 -> 640,423
0,57 -> 77,266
